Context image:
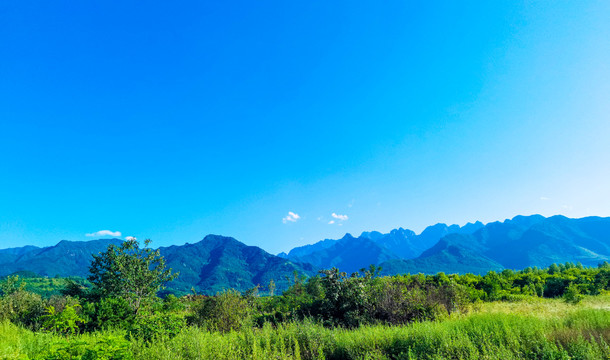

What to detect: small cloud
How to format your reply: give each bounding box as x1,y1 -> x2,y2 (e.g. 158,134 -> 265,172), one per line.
125,236 -> 137,241
347,199 -> 355,208
86,230 -> 121,237
282,211 -> 300,224
332,213 -> 348,221
540,197 -> 550,201
328,220 -> 335,224
317,216 -> 323,221
562,204 -> 573,210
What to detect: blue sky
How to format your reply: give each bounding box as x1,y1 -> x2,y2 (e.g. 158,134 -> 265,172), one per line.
1,1 -> 609,253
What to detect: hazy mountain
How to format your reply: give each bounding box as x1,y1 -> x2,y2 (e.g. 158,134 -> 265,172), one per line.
442,215 -> 610,269
282,221 -> 485,272
277,238 -> 339,259
380,215 -> 610,276
288,234 -> 400,274
379,241 -> 504,275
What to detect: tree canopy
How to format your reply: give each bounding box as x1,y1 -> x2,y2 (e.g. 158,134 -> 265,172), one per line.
88,238 -> 177,313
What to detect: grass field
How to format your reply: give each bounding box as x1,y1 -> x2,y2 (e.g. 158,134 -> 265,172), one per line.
1,295 -> 609,360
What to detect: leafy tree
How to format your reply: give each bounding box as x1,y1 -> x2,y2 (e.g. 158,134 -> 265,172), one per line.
315,268 -> 371,328
88,238 -> 178,314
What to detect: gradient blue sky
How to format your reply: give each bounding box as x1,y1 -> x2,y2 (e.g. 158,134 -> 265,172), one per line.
1,1 -> 609,254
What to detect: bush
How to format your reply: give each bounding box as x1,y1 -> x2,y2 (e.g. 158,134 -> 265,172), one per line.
128,312 -> 185,342
564,283 -> 585,304
311,268 -> 372,328
87,297 -> 135,331
0,290 -> 46,330
186,289 -> 253,332
41,303 -> 87,335
162,294 -> 184,312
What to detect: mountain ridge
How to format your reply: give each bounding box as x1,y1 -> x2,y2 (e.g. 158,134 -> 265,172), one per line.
1,214 -> 609,292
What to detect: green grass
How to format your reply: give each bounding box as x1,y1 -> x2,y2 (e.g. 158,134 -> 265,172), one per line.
2,296 -> 610,360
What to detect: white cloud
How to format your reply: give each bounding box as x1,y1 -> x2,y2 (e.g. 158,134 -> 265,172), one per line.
331,213 -> 348,221
282,211 -> 300,224
328,220 -> 335,224
86,230 -> 121,237
540,197 -> 550,201
125,236 -> 137,241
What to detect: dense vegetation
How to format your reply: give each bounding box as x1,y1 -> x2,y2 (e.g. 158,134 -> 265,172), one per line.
1,239 -> 610,359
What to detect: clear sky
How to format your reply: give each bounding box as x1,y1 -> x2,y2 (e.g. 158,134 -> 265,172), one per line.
1,1 -> 609,254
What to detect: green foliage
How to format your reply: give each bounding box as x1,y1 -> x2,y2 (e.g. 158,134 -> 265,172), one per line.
161,294 -> 184,312
0,275 -> 26,296
128,312 -> 185,342
36,333 -> 133,360
187,289 -> 253,332
312,268 -> 372,328
86,297 -> 135,331
21,276 -> 91,299
563,283 -> 585,304
0,289 -> 46,330
88,238 -> 178,314
61,279 -> 89,298
41,302 -> 87,335
7,301 -> 610,360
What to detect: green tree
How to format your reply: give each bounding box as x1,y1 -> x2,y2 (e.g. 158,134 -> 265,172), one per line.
88,238 -> 177,314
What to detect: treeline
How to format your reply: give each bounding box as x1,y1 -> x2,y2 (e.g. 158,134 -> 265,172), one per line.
201,261 -> 610,330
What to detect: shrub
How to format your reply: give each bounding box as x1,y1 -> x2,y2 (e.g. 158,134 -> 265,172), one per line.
162,294 -> 184,312
128,312 -> 185,342
187,289 -> 253,332
564,283 -> 584,304
88,297 -> 135,331
0,290 -> 46,330
41,303 -> 87,335
312,268 -> 372,328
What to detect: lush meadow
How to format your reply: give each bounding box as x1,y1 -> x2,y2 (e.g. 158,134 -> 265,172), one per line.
1,297 -> 609,360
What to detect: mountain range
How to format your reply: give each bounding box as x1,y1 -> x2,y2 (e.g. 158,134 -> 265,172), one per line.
377,215 -> 610,275
279,221 -> 485,273
1,215 -> 609,294
0,235 -> 315,295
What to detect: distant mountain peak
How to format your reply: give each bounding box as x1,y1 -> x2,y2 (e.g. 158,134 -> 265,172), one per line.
340,233 -> 356,241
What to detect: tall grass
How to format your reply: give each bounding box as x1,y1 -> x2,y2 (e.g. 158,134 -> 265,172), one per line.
2,297 -> 610,360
